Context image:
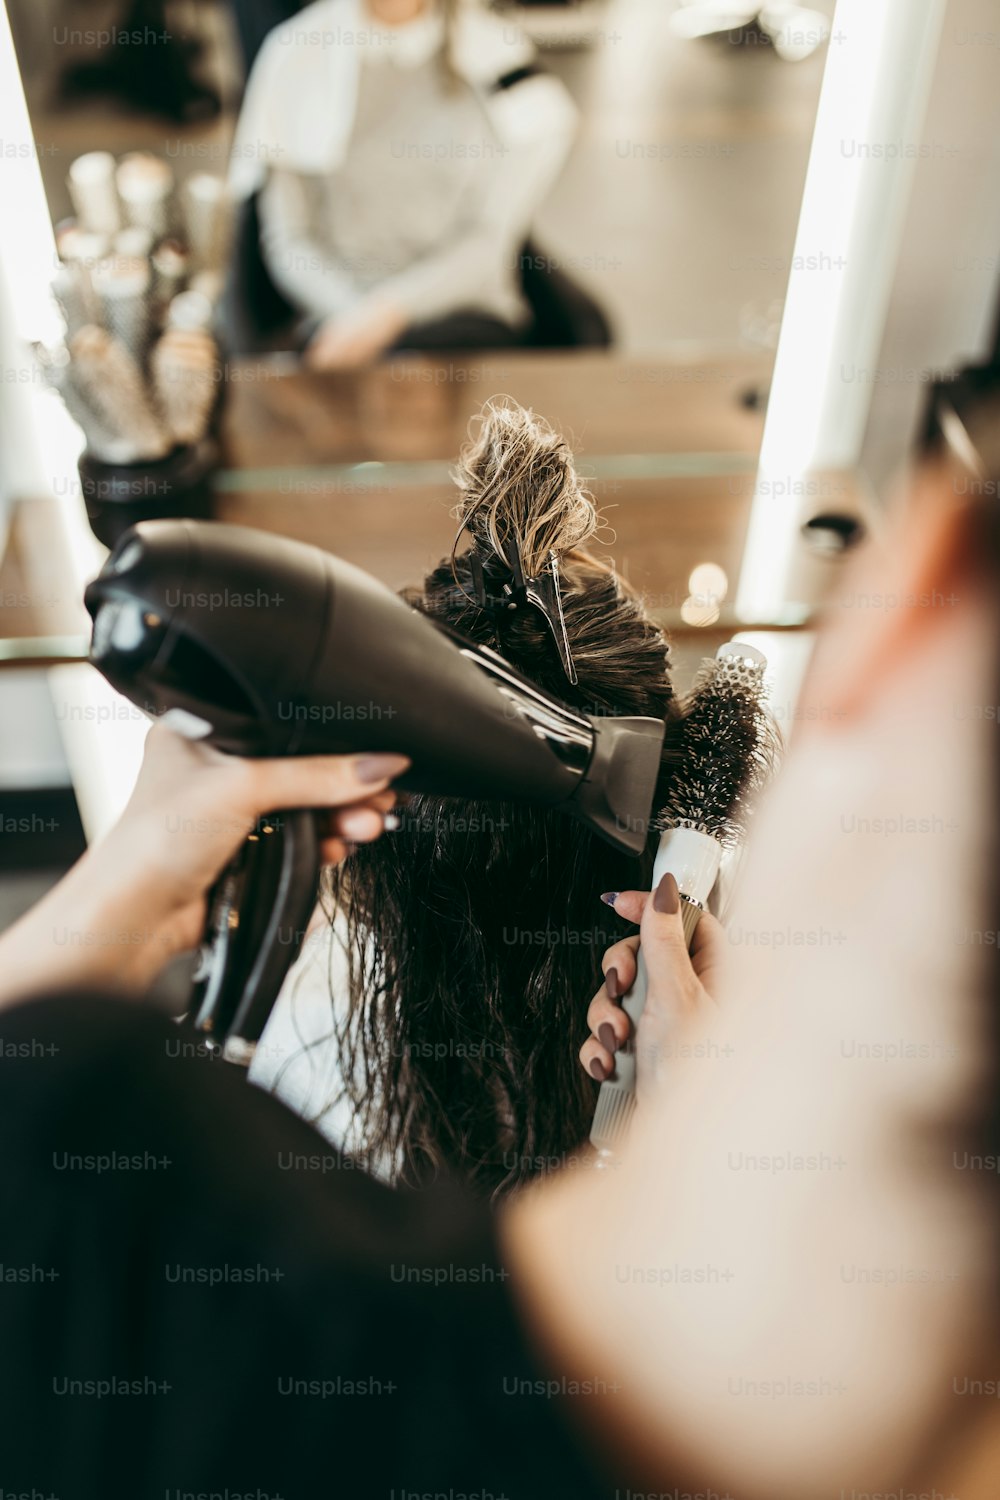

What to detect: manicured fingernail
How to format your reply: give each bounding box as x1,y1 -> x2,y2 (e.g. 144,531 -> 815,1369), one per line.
598,1023 -> 617,1054
605,966 -> 620,1000
589,1057 -> 607,1081
383,812 -> 401,831
654,871 -> 679,914
600,891 -> 619,907
354,753 -> 411,784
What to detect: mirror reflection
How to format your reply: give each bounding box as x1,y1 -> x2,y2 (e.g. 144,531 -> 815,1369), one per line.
5,0 -> 836,620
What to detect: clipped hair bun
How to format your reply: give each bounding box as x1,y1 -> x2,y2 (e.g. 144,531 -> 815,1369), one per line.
453,399 -> 599,577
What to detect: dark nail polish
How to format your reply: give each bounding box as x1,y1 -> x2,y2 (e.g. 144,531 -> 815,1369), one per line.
600,892 -> 619,908
605,966 -> 620,1000
589,1057 -> 607,1081
598,1023 -> 617,1054
654,871 -> 679,914
354,753 -> 411,784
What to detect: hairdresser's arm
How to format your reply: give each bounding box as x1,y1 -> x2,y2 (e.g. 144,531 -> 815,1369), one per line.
503,890 -> 991,1500
0,723 -> 406,1008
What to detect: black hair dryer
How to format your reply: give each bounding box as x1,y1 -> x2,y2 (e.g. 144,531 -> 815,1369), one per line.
85,521 -> 665,1063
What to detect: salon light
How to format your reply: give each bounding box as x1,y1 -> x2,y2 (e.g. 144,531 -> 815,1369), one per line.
735,0 -> 947,621
0,6 -> 148,838
681,596 -> 721,628
0,5 -> 60,344
688,562 -> 729,603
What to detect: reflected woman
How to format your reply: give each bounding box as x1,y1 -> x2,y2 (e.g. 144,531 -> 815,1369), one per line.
229,0 -> 582,364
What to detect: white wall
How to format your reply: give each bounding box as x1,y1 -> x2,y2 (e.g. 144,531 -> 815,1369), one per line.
861,0 -> 1000,492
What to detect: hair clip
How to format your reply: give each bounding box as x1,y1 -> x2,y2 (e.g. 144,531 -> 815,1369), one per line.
466,539 -> 578,686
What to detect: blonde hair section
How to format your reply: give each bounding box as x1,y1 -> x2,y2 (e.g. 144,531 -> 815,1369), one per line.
452,399 -> 601,578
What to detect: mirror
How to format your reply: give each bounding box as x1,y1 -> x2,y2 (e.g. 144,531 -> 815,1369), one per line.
2,0 -> 839,645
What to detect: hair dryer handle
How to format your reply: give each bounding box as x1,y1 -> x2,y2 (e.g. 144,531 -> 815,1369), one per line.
188,808 -> 321,1062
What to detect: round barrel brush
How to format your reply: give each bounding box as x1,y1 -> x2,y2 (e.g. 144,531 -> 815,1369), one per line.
35,342 -> 126,463
151,325 -> 218,446
67,151 -> 121,237
68,325 -> 171,462
590,640 -> 776,1158
56,227 -> 108,327
182,173 -> 231,274
51,264 -> 95,339
113,226 -> 155,261
90,255 -> 154,368
116,153 -> 175,241
167,289 -> 214,332
151,239 -> 190,310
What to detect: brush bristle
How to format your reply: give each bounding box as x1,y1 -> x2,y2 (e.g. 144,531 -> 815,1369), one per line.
69,325 -> 170,460
151,327 -> 217,445
655,646 -> 777,845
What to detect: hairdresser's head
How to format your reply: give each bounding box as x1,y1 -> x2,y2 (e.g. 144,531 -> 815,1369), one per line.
589,412 -> 1000,1498
773,436 -> 1000,946
325,400 -> 682,1195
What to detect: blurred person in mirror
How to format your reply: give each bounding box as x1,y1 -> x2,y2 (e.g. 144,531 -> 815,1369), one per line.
229,0 -> 578,367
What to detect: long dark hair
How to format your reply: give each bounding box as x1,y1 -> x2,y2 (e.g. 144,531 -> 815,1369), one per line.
322,400 -> 683,1195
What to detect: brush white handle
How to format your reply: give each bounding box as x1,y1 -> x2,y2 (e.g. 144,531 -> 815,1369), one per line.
590,826 -> 720,1158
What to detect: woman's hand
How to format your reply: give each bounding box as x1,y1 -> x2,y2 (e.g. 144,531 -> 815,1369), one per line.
304,297 -> 408,371
0,722 -> 409,1008
580,873 -> 726,1099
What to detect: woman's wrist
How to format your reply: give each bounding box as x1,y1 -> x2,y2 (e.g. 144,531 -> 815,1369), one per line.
0,831 -> 186,1009
0,735 -> 409,1012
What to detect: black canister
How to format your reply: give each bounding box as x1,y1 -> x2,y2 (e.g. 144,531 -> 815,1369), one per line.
79,438 -> 218,549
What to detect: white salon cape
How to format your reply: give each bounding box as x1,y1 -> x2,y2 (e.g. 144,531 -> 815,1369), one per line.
228,0 -> 577,327
249,915 -> 397,1178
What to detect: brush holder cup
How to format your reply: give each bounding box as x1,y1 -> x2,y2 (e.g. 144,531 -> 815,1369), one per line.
79,438 -> 218,549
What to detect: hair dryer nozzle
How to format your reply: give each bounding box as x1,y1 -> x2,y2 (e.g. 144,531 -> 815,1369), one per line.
570,715 -> 665,855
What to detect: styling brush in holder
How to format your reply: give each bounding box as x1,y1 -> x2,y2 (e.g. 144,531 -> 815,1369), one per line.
63,325 -> 213,546
182,173 -> 232,276
151,325 -> 219,446
44,155 -> 232,549
168,289 -> 215,333
55,228 -> 107,328
114,226 -> 155,261
57,223 -> 110,265
38,317 -> 222,545
51,266 -> 95,340
36,343 -> 125,463
57,154 -> 230,345
90,255 -> 155,368
590,641 -> 775,1159
68,326 -> 169,460
66,151 -> 120,238
150,240 -> 190,313
116,153 -> 175,241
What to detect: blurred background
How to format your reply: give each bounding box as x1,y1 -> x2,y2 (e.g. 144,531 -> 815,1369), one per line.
1,0 -> 1000,955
